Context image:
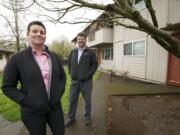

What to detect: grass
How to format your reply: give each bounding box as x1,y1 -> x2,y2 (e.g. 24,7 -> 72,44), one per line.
0,67 -> 99,122
108,77 -> 180,95
61,67 -> 100,116
0,72 -> 21,121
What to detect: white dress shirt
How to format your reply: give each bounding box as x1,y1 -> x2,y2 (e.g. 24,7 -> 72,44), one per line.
78,47 -> 85,64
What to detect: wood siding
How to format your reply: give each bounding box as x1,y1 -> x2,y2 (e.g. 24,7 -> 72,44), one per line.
145,37 -> 168,83
122,56 -> 146,79
100,60 -> 114,70
169,0 -> 180,24
114,42 -> 123,71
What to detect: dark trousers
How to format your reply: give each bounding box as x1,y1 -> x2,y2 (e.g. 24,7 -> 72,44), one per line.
68,79 -> 92,120
21,107 -> 64,135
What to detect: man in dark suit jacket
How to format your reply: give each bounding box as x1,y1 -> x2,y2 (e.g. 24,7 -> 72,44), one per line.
65,32 -> 98,127
1,21 -> 66,135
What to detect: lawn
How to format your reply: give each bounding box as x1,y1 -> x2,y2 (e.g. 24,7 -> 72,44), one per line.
0,67 -> 99,122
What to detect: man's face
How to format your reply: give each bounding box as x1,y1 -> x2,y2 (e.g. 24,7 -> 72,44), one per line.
77,36 -> 86,48
27,24 -> 46,47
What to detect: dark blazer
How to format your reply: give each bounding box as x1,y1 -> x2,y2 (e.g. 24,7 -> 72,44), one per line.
1,47 -> 66,114
68,47 -> 98,81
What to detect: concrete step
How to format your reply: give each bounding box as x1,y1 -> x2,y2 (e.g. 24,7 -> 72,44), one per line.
0,116 -> 11,128
0,121 -> 23,135
0,115 -> 53,135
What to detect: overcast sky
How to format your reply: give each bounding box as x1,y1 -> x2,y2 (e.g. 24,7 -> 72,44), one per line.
0,0 -> 113,44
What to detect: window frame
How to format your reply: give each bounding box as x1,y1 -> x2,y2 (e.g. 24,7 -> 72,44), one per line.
133,0 -> 146,10
123,39 -> 146,56
102,47 -> 113,60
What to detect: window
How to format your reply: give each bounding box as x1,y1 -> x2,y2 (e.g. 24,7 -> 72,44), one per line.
133,40 -> 145,55
126,0 -> 145,10
124,40 -> 145,56
103,47 -> 113,60
134,0 -> 145,10
124,43 -> 132,55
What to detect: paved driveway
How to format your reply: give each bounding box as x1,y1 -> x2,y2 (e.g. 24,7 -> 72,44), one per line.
65,73 -> 110,135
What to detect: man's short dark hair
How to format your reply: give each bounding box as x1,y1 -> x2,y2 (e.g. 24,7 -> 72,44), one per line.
77,32 -> 87,38
27,21 -> 46,33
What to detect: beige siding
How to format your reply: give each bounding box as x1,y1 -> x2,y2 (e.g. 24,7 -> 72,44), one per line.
123,9 -> 147,41
144,0 -> 177,83
169,0 -> 180,23
144,0 -> 176,83
124,29 -> 147,41
151,0 -> 180,27
87,28 -> 113,47
114,9 -> 148,43
113,9 -> 148,80
122,56 -> 146,79
114,9 -> 148,42
150,0 -> 169,27
100,60 -> 114,70
114,26 -> 123,43
105,0 -> 179,83
113,41 -> 146,79
114,42 -> 123,71
145,37 -> 168,83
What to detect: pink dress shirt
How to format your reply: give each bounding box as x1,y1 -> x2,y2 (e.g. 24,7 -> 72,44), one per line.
32,50 -> 49,92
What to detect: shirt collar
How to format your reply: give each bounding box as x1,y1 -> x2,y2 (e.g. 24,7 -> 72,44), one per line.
78,46 -> 86,51
31,46 -> 48,56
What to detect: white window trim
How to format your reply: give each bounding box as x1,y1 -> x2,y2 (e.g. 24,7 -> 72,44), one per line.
123,39 -> 146,56
103,47 -> 113,60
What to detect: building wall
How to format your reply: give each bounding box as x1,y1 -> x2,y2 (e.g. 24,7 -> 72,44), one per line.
88,28 -> 113,47
100,60 -> 114,70
145,37 -> 168,83
169,0 -> 180,24
0,54 -> 7,72
112,0 -> 178,83
145,0 -> 179,83
114,42 -> 123,71
114,38 -> 147,80
113,8 -> 148,80
99,45 -> 114,70
151,0 -> 180,25
90,0 -> 179,84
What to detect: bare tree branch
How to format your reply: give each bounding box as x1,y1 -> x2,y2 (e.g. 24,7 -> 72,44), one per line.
115,21 -> 140,30
0,0 -> 30,51
0,14 -> 16,37
144,0 -> 158,27
33,0 -> 82,12
23,0 -> 180,58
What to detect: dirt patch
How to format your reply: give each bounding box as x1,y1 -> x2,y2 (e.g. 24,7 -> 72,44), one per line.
107,95 -> 180,135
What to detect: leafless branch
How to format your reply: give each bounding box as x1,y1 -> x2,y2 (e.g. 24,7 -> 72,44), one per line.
33,0 -> 81,12
0,13 -> 16,37
115,21 -> 140,30
144,0 -> 158,27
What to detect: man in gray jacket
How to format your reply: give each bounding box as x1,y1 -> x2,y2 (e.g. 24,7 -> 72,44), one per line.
65,32 -> 98,127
